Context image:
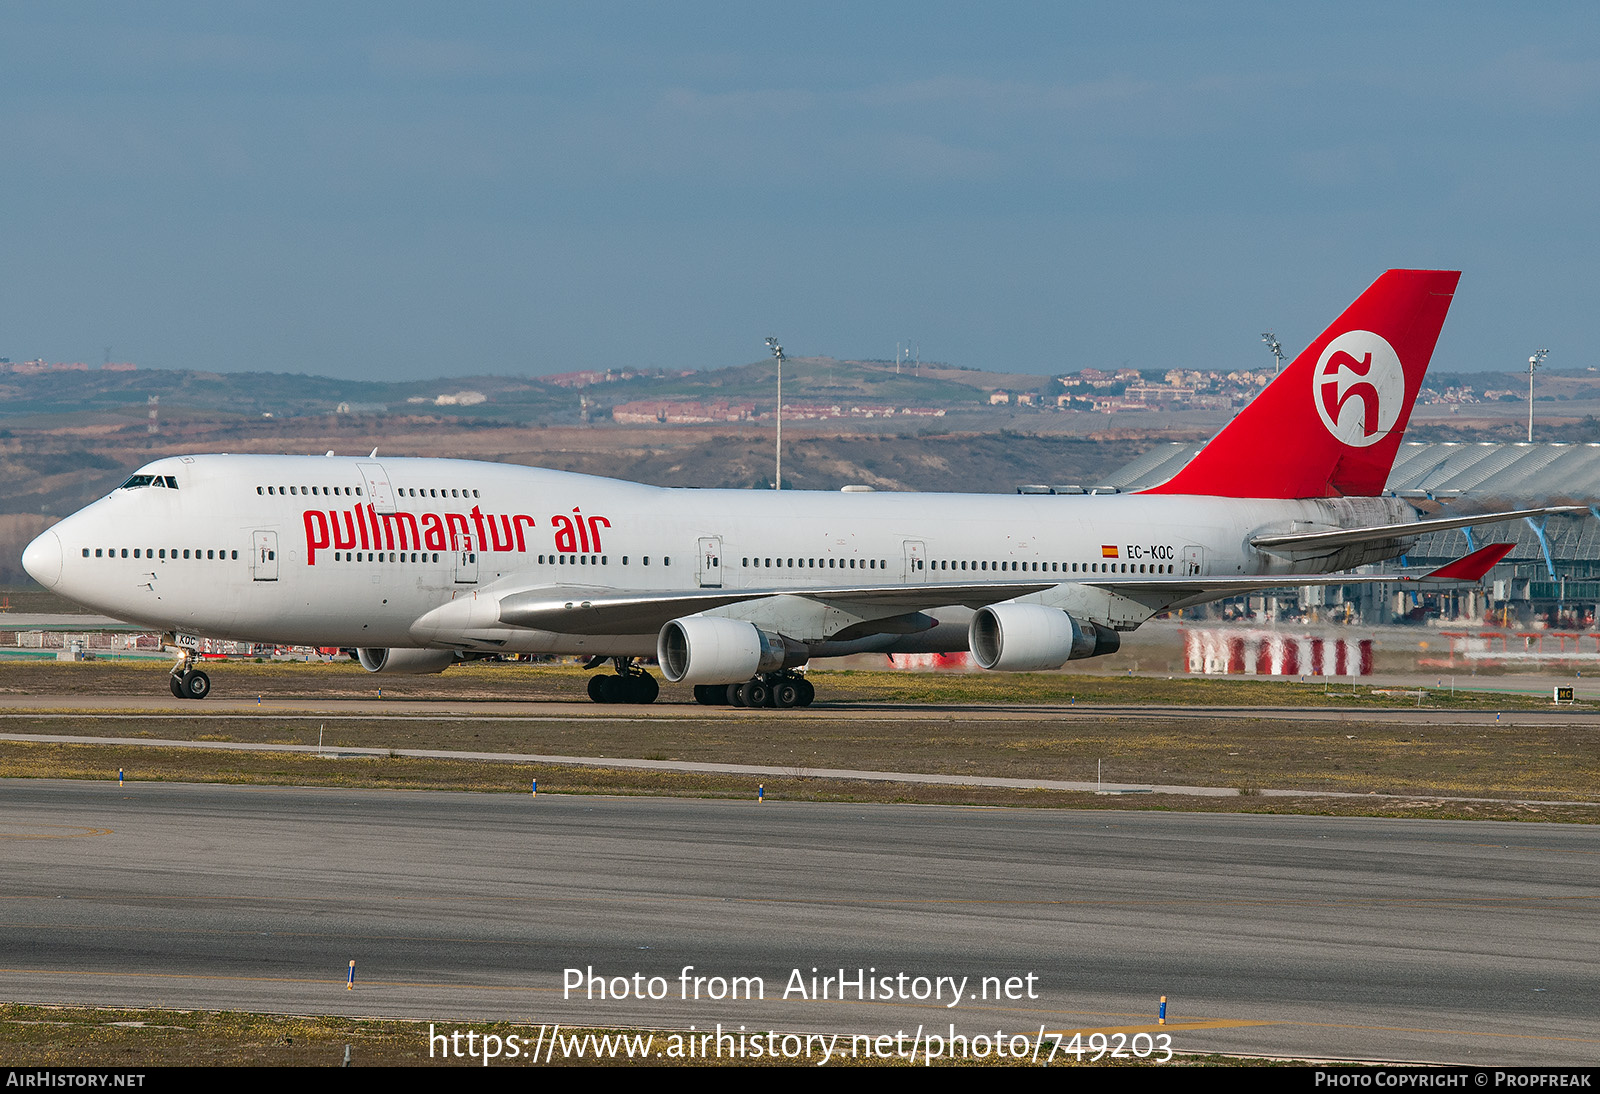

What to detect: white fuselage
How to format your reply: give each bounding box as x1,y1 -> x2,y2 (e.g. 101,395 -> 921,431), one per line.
25,454 -> 1412,655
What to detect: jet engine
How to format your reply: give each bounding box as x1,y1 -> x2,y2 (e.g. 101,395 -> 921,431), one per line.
657,616 -> 806,684
967,604 -> 1120,671
355,648 -> 457,675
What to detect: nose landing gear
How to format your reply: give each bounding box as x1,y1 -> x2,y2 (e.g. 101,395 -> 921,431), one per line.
170,668 -> 211,700
165,643 -> 211,700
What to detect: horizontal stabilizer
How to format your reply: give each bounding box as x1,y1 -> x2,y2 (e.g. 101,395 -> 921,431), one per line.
1409,542 -> 1514,582
1251,505 -> 1586,555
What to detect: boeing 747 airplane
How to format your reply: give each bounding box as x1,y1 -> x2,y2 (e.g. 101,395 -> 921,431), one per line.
22,270 -> 1564,706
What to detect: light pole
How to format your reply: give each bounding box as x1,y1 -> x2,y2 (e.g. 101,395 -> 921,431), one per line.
1528,348 -> 1549,443
1261,332 -> 1285,376
765,336 -> 785,489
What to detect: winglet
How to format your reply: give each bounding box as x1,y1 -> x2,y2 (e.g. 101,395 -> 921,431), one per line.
1410,542 -> 1514,582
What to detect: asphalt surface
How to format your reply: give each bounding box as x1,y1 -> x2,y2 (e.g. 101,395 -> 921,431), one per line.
3,693 -> 1600,725
2,779 -> 1596,1065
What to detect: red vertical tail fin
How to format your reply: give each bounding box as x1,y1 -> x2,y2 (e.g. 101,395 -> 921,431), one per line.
1142,269 -> 1460,499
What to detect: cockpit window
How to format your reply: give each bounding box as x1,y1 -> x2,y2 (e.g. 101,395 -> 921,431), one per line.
118,474 -> 179,490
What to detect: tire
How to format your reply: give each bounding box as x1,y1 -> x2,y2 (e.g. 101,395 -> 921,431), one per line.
180,670 -> 211,700
169,674 -> 186,699
587,674 -> 613,703
693,684 -> 717,705
726,682 -> 747,707
796,677 -> 815,707
743,679 -> 771,708
774,680 -> 801,708
628,673 -> 659,705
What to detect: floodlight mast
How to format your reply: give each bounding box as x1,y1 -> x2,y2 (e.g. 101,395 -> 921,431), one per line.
766,336 -> 786,489
1528,348 -> 1549,443
1261,332 -> 1285,376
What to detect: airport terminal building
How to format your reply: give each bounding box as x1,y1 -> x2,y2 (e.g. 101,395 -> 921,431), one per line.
1052,441 -> 1600,627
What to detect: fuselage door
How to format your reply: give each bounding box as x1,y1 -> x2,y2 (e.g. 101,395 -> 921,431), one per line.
902,540 -> 926,581
252,531 -> 279,582
356,462 -> 397,515
455,530 -> 479,585
1182,545 -> 1205,577
697,536 -> 723,588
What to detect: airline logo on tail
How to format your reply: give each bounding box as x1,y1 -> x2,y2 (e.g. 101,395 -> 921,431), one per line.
1313,330 -> 1404,448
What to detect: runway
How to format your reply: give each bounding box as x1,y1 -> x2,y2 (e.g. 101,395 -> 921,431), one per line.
4,692 -> 1599,726
2,779 -> 1596,1064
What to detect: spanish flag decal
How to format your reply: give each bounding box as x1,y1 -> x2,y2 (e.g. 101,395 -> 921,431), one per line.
1101,545 -> 1119,558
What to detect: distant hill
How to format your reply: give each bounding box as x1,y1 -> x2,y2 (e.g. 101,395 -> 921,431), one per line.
0,355 -> 1058,430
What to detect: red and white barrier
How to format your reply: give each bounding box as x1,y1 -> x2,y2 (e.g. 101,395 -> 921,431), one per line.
1183,629 -> 1372,676
886,652 -> 973,671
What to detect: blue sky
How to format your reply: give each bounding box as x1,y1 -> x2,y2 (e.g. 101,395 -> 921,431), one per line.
3,3 -> 1598,380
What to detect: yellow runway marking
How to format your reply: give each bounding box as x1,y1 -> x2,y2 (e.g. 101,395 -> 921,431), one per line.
1048,1020 -> 1277,1035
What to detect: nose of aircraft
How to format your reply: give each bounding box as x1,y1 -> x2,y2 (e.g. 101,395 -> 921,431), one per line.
23,529 -> 63,588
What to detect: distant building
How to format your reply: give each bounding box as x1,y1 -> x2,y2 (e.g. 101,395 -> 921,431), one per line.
611,400 -> 754,424
541,370 -> 607,388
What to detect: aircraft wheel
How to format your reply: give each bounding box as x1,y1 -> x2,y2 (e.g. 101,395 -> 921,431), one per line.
796,678 -> 815,707
587,674 -> 613,703
693,684 -> 722,705
169,674 -> 186,699
726,682 -> 747,707
180,670 -> 211,700
774,679 -> 801,708
743,679 -> 771,708
628,672 -> 659,705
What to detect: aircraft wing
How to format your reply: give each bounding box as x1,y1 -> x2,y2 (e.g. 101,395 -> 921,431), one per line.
490,544 -> 1510,637
497,581 -> 1058,635
1251,504 -> 1585,556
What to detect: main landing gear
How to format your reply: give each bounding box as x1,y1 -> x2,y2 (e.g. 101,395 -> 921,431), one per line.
694,672 -> 814,709
167,648 -> 211,700
585,657 -> 660,705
